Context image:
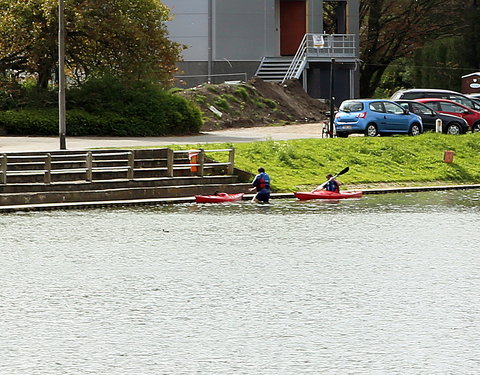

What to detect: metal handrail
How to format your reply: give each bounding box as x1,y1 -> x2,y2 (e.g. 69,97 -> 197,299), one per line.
282,34 -> 308,83
281,33 -> 357,84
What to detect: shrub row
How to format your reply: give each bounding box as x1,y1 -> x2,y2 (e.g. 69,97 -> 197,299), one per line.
0,76 -> 203,136
0,105 -> 202,136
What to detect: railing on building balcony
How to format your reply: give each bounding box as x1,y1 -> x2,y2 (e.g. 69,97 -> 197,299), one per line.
282,33 -> 357,83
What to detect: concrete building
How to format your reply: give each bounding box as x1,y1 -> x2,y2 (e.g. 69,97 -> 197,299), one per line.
163,0 -> 360,104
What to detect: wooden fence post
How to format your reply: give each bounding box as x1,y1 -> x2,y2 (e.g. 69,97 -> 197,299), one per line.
44,153 -> 52,184
198,149 -> 205,177
127,151 -> 134,180
0,154 -> 7,184
167,149 -> 174,177
228,148 -> 235,175
86,152 -> 93,182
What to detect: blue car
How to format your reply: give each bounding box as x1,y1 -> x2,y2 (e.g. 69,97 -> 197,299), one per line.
334,99 -> 423,137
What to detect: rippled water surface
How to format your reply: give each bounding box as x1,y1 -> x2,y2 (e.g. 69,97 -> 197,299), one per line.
1,190 -> 480,374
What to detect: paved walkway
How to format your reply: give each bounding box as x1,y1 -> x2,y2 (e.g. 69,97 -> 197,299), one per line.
0,123 -> 325,153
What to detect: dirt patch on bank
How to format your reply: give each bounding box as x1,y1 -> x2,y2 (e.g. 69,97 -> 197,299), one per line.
175,77 -> 328,131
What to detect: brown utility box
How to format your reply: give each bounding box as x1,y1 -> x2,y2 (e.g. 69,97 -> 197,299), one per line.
461,72 -> 480,94
443,150 -> 455,164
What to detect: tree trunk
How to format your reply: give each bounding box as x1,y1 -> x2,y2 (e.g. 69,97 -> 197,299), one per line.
36,59 -> 55,89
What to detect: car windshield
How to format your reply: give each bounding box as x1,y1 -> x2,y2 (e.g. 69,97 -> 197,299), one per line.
340,101 -> 363,112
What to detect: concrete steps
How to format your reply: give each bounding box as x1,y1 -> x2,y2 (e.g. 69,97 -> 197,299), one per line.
0,182 -> 251,206
0,148 -> 252,207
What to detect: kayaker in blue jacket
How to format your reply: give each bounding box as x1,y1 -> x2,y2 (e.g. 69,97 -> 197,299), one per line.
249,167 -> 271,203
312,173 -> 342,193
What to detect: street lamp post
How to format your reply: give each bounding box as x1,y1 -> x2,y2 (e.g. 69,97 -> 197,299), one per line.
58,0 -> 66,149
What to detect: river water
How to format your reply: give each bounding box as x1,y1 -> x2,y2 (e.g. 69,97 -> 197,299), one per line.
1,190 -> 479,374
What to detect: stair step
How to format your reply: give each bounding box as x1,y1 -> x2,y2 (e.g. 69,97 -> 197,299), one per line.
0,175 -> 240,193
0,183 -> 252,206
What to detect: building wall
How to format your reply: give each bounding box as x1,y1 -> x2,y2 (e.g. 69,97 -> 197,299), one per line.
162,0 -> 210,61
165,0 -> 278,62
164,0 -> 359,62
215,0 -> 277,60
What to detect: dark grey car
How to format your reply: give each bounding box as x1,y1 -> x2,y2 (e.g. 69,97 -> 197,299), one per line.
391,88 -> 480,112
395,100 -> 469,135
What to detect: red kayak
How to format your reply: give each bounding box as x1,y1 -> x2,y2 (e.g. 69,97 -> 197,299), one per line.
195,193 -> 244,203
294,190 -> 363,200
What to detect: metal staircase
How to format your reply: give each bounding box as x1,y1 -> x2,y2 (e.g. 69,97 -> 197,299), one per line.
254,57 -> 294,82
255,34 -> 357,84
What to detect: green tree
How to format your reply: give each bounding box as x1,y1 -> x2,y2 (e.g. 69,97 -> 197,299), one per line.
400,1 -> 480,92
459,0 -> 480,71
0,0 -> 183,88
359,0 -> 461,97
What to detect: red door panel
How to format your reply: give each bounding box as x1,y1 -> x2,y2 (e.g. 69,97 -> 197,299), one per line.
280,1 -> 306,56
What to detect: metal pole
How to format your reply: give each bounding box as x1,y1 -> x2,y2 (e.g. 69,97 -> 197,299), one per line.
58,0 -> 66,149
207,0 -> 213,83
329,58 -> 336,138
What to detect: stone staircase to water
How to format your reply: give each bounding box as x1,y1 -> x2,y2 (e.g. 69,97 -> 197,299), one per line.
0,148 -> 252,208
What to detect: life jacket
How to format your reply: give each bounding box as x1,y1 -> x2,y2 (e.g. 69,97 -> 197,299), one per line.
254,173 -> 270,190
325,179 -> 339,193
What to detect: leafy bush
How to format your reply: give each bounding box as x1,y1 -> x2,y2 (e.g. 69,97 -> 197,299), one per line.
0,109 -> 57,135
0,76 -> 203,136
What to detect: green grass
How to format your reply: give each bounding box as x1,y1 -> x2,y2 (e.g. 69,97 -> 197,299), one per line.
148,132 -> 480,192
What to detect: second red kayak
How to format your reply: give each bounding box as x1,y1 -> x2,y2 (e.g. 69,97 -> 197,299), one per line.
294,191 -> 363,200
195,192 -> 244,203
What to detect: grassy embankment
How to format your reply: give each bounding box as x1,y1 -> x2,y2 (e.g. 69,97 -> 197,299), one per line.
168,132 -> 480,192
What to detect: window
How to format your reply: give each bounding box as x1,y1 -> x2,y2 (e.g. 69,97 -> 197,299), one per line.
440,102 -> 465,113
412,103 -> 434,115
398,102 -> 409,110
369,102 -> 384,112
383,102 -> 404,115
402,92 -> 424,100
423,102 -> 440,111
449,95 -> 472,108
340,101 -> 363,112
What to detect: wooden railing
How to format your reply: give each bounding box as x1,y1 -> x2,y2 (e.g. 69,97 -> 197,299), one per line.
174,148 -> 235,177
0,148 -> 235,184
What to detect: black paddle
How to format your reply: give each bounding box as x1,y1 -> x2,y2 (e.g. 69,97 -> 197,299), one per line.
314,167 -> 350,191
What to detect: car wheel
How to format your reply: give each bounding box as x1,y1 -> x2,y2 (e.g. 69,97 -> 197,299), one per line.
409,123 -> 421,136
365,124 -> 378,137
337,132 -> 349,138
472,122 -> 480,133
446,123 -> 461,135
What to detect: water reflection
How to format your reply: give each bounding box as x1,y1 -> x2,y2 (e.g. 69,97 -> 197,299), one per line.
1,190 -> 479,374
